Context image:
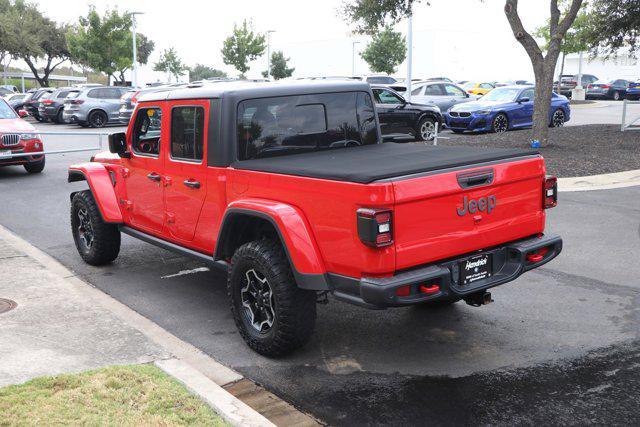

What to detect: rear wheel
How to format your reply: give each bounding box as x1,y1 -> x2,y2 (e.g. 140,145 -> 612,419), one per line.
491,113 -> 509,133
550,109 -> 565,128
88,110 -> 108,128
71,190 -> 121,266
228,239 -> 317,357
55,108 -> 63,124
24,157 -> 45,174
613,91 -> 621,101
416,117 -> 436,141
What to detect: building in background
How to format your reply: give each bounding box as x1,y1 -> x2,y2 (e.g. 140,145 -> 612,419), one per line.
561,53 -> 639,81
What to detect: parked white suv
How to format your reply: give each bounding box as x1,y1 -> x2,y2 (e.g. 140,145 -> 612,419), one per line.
63,86 -> 130,128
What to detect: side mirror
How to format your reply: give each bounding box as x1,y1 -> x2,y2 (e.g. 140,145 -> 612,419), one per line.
108,132 -> 131,158
518,97 -> 530,103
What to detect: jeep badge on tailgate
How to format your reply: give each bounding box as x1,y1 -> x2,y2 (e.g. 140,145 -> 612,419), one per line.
457,195 -> 497,216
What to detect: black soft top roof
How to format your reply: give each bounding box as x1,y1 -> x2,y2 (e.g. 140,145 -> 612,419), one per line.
233,143 -> 538,184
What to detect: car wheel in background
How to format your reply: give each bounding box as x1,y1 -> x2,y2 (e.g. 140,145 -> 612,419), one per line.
452,129 -> 465,134
491,113 -> 509,133
228,239 -> 317,357
70,190 -> 121,266
23,157 -> 45,174
55,109 -> 63,124
416,117 -> 436,141
551,109 -> 565,128
613,91 -> 621,101
88,110 -> 108,128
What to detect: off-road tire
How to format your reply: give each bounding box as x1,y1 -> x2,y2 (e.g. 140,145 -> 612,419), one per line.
415,117 -> 436,141
24,157 -> 45,174
88,110 -> 108,128
228,239 -> 317,357
70,190 -> 120,266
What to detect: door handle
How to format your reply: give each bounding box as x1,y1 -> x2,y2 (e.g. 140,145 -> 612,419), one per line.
183,179 -> 201,189
147,172 -> 161,182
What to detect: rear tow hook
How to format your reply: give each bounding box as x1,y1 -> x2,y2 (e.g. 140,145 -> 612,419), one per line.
465,291 -> 493,307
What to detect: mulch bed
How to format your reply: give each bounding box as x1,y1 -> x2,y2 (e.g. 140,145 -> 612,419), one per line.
438,124 -> 640,177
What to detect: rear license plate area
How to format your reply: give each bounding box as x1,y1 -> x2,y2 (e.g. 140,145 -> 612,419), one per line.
460,254 -> 492,285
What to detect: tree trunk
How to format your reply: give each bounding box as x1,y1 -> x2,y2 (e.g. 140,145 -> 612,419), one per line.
23,58 -> 46,87
557,52 -> 565,94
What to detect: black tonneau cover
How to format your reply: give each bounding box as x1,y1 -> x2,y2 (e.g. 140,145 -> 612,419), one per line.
232,143 -> 538,184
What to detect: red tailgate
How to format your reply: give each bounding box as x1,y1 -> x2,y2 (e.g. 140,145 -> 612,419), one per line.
392,156 -> 546,271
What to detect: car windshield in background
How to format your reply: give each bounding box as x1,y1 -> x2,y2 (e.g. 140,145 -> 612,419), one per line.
66,91 -> 80,99
366,76 -> 396,84
0,100 -> 17,119
480,87 -> 522,102
237,92 -> 378,160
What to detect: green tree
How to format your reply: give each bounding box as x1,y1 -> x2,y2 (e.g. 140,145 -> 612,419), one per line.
341,0 -> 584,146
189,63 -> 227,81
153,48 -> 186,82
262,51 -> 295,80
535,3 -> 590,92
583,0 -> 640,58
221,20 -> 266,78
0,0 -> 70,87
360,26 -> 406,74
67,7 -> 154,84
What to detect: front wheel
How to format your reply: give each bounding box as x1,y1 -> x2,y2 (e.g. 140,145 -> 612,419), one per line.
24,157 -> 45,174
613,91 -> 621,101
228,239 -> 317,357
550,109 -> 565,128
88,110 -> 108,128
71,190 -> 121,266
491,113 -> 509,133
416,117 -> 436,141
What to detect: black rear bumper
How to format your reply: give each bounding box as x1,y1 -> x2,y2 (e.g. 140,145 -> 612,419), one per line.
330,233 -> 562,309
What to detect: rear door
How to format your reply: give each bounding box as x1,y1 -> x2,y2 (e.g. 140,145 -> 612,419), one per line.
162,100 -> 209,242
103,87 -> 125,122
391,156 -> 546,270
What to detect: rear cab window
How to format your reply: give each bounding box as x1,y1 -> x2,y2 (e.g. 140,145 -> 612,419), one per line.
237,92 -> 378,160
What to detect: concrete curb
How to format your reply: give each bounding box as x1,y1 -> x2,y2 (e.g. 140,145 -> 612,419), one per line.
0,225 -> 272,426
156,358 -> 275,427
558,169 -> 640,192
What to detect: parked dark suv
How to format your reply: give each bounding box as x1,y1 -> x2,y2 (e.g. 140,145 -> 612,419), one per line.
37,87 -> 80,123
23,88 -> 54,121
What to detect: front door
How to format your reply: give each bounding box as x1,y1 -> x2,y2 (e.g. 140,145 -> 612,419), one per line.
163,101 -> 209,242
124,105 -> 166,233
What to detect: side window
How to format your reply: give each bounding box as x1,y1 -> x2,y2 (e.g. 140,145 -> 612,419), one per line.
444,84 -> 465,97
170,106 -> 205,161
87,89 -> 101,98
374,89 -> 403,104
132,107 -> 162,156
520,88 -> 534,101
411,86 -> 423,96
480,83 -> 494,89
105,88 -> 121,99
356,92 -> 377,145
424,84 -> 443,96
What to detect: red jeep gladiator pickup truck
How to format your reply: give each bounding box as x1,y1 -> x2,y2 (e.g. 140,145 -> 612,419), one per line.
68,81 -> 562,356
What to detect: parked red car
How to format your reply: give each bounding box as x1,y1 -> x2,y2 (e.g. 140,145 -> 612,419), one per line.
68,81 -> 562,356
0,98 -> 45,173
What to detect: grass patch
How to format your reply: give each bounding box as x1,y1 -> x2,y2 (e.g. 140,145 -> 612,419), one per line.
0,364 -> 229,426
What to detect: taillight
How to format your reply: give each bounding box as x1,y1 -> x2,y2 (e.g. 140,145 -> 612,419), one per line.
357,208 -> 393,248
42,100 -> 54,105
131,91 -> 140,104
601,85 -> 610,89
70,99 -> 84,105
587,84 -> 593,89
543,176 -> 558,209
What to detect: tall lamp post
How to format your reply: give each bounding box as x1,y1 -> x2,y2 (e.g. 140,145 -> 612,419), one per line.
405,13 -> 413,101
131,12 -> 144,87
266,30 -> 275,80
352,41 -> 361,76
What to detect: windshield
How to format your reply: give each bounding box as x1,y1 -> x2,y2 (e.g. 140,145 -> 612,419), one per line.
462,82 -> 475,89
480,87 -> 522,102
0,99 -> 18,119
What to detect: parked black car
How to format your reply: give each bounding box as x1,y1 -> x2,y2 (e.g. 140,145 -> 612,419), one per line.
23,88 -> 54,121
371,85 -> 443,142
37,87 -> 80,123
586,79 -> 630,100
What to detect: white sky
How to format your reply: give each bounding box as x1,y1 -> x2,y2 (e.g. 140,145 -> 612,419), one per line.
30,0 -> 552,82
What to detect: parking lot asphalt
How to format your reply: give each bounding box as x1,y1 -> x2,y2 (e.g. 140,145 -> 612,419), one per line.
0,120 -> 638,424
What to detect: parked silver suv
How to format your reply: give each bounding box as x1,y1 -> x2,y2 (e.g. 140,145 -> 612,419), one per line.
63,86 -> 130,127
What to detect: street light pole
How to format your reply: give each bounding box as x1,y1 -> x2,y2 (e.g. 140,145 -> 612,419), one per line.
266,30 -> 275,80
131,12 -> 144,87
406,13 -> 413,101
352,41 -> 360,76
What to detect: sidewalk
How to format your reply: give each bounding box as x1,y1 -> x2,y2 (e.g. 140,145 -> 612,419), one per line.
0,226 -> 273,426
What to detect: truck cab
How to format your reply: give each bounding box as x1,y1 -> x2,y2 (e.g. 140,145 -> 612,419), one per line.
68,81 -> 562,356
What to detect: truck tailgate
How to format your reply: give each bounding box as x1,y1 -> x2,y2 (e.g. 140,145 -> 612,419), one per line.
392,156 -> 546,271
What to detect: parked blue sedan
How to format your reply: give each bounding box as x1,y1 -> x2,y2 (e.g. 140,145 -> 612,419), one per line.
445,86 -> 570,133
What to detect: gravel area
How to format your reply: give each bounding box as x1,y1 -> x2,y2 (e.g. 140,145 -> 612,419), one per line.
439,124 -> 640,177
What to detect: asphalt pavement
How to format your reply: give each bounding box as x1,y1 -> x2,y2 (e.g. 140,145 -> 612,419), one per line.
0,119 -> 638,424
